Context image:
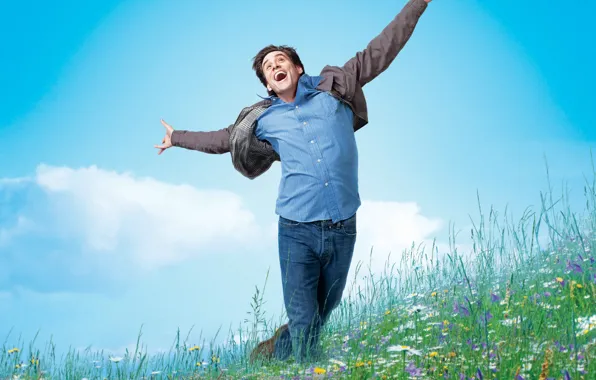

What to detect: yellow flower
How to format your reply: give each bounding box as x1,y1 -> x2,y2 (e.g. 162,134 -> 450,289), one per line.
429,351 -> 439,357
448,352 -> 457,358
314,367 -> 326,374
443,320 -> 450,326
8,348 -> 19,354
444,289 -> 449,293
576,284 -> 583,289
368,360 -> 372,365
431,292 -> 437,297
385,310 -> 391,315
556,277 -> 564,283
188,345 -> 200,352
355,361 -> 365,368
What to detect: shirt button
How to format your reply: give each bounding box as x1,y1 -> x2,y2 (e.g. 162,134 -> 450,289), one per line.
296,105 -> 299,109
325,182 -> 328,186
310,140 -> 314,143
303,121 -> 307,125
317,159 -> 321,163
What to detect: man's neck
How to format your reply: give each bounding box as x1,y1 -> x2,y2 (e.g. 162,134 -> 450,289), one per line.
278,92 -> 296,103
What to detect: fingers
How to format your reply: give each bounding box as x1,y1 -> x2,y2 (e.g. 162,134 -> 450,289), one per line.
161,119 -> 174,132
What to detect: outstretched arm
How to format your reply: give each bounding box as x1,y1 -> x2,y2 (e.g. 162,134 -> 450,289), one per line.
342,0 -> 430,88
155,119 -> 232,155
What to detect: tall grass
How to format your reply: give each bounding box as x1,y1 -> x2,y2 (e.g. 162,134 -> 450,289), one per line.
2,154 -> 595,379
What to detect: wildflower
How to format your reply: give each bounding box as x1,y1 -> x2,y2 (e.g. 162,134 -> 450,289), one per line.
354,361 -> 365,368
405,361 -> 423,377
313,367 -> 326,374
109,356 -> 123,363
476,368 -> 484,380
385,309 -> 391,315
431,292 -> 437,297
387,345 -> 422,356
188,345 -> 200,352
329,359 -> 346,367
429,351 -> 439,358
8,348 -> 19,354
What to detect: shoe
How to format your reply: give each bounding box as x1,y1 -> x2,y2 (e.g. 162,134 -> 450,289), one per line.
249,323 -> 288,364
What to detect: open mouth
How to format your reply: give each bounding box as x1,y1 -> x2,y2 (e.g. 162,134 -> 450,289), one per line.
274,71 -> 287,82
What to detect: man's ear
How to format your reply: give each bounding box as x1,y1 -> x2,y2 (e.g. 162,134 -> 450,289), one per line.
298,66 -> 304,74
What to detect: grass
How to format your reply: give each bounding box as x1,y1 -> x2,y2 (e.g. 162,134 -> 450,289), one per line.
2,155 -> 596,379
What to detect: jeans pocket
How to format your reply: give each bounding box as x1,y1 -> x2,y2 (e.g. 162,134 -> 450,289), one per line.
339,214 -> 357,236
279,216 -> 301,227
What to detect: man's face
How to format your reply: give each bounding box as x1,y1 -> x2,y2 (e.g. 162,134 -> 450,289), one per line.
262,51 -> 303,98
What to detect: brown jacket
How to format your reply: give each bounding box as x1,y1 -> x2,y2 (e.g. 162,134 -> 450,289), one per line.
171,0 -> 428,178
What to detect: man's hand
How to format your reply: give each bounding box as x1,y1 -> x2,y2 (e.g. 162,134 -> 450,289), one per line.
155,119 -> 174,155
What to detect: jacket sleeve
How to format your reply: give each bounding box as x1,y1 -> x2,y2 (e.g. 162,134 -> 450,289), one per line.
170,125 -> 233,154
341,0 -> 428,88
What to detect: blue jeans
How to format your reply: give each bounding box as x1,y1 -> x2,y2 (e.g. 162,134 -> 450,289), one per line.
273,212 -> 357,363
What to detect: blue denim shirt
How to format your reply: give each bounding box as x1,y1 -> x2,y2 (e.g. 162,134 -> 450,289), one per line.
255,74 -> 361,223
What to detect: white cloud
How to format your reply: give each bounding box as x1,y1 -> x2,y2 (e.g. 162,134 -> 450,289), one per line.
31,164 -> 266,270
345,200 -> 447,293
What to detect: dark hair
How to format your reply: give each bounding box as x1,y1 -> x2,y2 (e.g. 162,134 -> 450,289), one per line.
252,45 -> 305,96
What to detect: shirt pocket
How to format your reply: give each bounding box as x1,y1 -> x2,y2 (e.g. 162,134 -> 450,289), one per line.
315,92 -> 341,118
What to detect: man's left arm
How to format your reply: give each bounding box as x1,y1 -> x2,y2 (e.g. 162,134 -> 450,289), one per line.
342,0 -> 431,88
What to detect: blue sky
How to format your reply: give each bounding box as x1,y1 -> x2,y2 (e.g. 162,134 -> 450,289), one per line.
1,0 -> 595,359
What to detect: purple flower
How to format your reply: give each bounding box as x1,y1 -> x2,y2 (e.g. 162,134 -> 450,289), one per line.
566,260 -> 583,273
476,368 -> 483,380
453,302 -> 470,317
485,311 -> 493,321
543,291 -> 551,297
562,369 -> 571,380
405,361 -> 423,377
490,293 -> 501,303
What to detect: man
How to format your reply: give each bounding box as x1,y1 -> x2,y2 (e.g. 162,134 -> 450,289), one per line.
155,0 -> 432,364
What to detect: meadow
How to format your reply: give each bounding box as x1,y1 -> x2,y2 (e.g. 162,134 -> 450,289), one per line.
2,158 -> 595,379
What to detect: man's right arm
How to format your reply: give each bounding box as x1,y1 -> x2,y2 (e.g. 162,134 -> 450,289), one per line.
170,125 -> 233,154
